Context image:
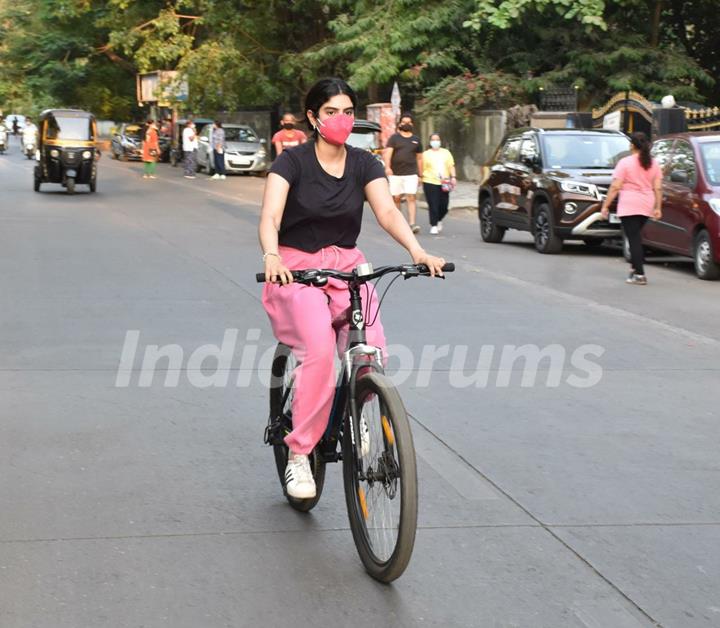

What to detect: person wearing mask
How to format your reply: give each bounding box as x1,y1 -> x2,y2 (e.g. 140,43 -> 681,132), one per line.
21,117 -> 37,150
272,113 -> 307,156
211,120 -> 226,180
421,133 -> 456,235
141,119 -> 160,179
182,120 -> 198,179
384,114 -> 423,233
258,78 -> 445,499
601,132 -> 662,285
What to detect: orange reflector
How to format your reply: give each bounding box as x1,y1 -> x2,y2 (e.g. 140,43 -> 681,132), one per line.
358,487 -> 369,519
382,415 -> 395,445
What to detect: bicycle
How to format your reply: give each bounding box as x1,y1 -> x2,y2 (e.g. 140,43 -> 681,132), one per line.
256,261 -> 454,583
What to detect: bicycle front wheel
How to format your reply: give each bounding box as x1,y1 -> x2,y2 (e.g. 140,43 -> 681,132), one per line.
343,372 -> 418,582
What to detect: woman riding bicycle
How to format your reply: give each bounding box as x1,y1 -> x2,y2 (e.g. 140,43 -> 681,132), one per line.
259,78 -> 445,500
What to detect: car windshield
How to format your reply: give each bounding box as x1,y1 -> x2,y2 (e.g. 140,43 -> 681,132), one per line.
699,142 -> 720,185
542,134 -> 629,169
125,127 -> 142,139
46,116 -> 93,141
347,132 -> 377,151
225,127 -> 257,142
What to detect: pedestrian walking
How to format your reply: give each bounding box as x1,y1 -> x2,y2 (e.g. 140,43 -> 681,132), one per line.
272,113 -> 307,156
384,113 -> 423,233
421,133 -> 456,235
182,120 -> 198,178
211,120 -> 226,180
141,119 -> 160,179
601,132 -> 662,285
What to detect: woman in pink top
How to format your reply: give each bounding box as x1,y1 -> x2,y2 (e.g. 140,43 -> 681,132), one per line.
601,132 -> 662,285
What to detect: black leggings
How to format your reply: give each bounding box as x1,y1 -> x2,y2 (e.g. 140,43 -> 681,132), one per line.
423,182 -> 449,226
621,215 -> 649,275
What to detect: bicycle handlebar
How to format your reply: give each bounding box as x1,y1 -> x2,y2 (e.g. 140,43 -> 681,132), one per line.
256,262 -> 454,284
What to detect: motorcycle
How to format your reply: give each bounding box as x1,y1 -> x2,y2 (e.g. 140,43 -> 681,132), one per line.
0,127 -> 7,154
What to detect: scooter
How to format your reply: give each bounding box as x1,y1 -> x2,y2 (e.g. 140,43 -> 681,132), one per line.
23,138 -> 36,160
0,127 -> 7,154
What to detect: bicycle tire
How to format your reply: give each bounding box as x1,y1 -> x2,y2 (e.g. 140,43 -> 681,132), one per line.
343,371 -> 418,582
269,343 -> 326,512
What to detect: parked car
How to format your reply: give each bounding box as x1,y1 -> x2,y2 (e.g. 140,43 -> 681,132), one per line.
478,128 -> 630,253
632,132 -> 720,280
111,124 -> 143,161
346,119 -> 383,160
196,123 -> 268,175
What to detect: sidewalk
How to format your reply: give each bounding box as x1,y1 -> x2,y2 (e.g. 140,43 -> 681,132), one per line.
417,179 -> 478,212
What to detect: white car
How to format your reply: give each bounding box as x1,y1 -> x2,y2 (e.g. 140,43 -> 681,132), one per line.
196,124 -> 268,175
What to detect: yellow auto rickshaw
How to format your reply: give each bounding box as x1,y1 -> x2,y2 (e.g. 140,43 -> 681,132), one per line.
34,109 -> 99,194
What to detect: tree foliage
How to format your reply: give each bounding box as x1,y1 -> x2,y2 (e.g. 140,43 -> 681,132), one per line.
0,0 -> 718,121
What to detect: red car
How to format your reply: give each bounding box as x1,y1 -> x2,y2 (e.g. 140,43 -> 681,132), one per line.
636,133 -> 720,280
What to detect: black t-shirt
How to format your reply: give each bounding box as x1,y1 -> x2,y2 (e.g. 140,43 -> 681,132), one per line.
387,133 -> 422,176
270,141 -> 386,253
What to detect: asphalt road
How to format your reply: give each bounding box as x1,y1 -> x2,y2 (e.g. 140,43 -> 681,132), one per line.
1,136 -> 719,628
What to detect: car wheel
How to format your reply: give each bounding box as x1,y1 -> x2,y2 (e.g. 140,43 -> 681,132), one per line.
694,229 -> 720,280
479,196 -> 506,243
533,203 -> 563,254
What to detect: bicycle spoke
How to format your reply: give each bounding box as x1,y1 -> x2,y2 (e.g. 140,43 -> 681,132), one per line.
357,393 -> 401,562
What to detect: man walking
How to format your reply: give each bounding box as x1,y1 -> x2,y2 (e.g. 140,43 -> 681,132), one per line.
182,120 -> 198,179
384,113 -> 423,233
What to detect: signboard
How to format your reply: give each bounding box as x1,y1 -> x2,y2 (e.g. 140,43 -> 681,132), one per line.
603,110 -> 622,131
136,71 -> 189,106
390,81 -> 401,120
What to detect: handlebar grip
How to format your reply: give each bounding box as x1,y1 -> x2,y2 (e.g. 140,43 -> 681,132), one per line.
416,262 -> 455,274
256,273 -> 266,283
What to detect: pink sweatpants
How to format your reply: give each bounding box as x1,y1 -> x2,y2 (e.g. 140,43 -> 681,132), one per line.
262,245 -> 386,455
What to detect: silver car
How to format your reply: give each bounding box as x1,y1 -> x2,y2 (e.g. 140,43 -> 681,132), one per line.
196,123 -> 268,175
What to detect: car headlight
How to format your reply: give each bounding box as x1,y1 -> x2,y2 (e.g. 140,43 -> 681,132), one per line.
560,180 -> 598,196
82,150 -> 92,159
710,198 -> 720,216
50,149 -> 59,158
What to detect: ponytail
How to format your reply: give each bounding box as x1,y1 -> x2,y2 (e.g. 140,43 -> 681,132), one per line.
630,132 -> 652,170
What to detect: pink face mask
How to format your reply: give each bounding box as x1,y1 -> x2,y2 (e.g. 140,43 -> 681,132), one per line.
316,113 -> 354,146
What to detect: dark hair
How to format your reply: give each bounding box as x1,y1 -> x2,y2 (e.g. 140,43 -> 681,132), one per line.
304,78 -> 358,134
214,119 -> 222,128
630,132 -> 652,170
400,112 -> 414,123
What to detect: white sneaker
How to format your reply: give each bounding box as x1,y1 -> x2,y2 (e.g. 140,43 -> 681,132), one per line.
220,174 -> 226,180
359,413 -> 370,457
285,453 -> 316,499
429,225 -> 439,235
211,173 -> 220,180
437,221 -> 443,233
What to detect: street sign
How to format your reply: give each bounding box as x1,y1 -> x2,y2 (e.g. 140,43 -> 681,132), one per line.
137,71 -> 189,106
603,110 -> 622,131
390,82 -> 401,119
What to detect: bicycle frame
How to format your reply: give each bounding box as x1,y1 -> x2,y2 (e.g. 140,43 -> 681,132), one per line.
319,280 -> 385,463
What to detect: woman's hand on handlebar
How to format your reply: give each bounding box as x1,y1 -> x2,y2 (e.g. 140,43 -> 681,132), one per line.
265,256 -> 294,285
412,249 -> 446,277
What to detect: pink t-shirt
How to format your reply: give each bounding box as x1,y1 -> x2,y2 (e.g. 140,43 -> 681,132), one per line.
613,154 -> 661,217
272,129 -> 307,151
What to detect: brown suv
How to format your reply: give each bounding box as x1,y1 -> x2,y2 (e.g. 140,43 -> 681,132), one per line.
478,128 -> 630,253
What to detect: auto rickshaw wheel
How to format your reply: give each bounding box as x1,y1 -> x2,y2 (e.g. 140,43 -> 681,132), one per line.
66,177 -> 75,195
90,176 -> 97,193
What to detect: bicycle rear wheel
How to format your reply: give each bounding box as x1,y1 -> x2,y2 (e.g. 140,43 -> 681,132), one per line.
343,371 -> 418,582
268,343 -> 326,512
